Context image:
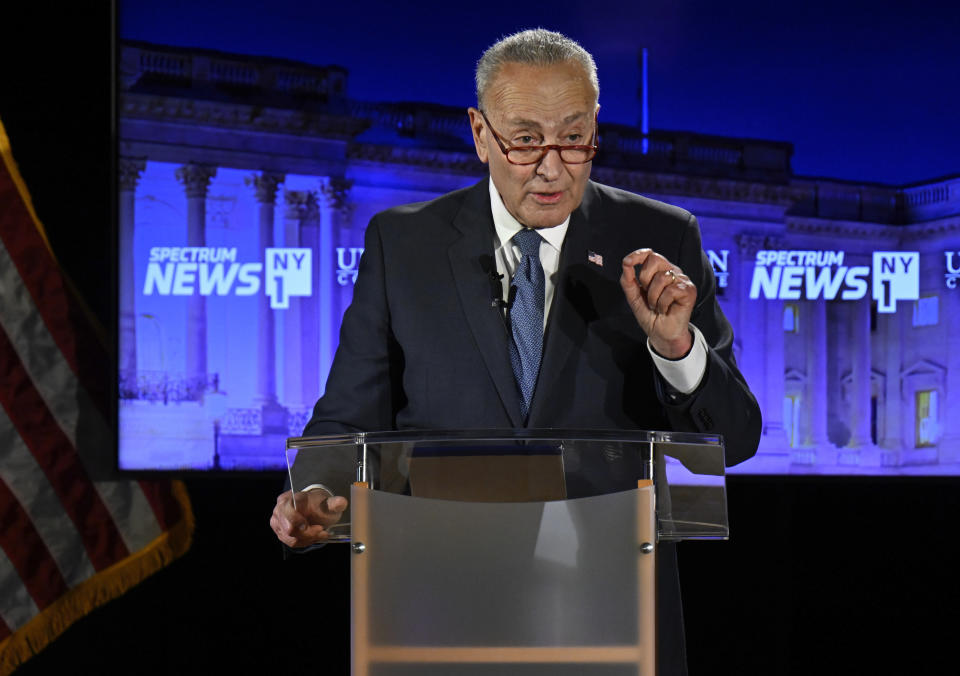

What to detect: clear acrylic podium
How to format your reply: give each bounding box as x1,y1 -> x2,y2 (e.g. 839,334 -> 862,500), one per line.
286,429 -> 729,676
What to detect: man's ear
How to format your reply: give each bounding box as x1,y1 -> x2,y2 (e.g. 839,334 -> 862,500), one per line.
467,107 -> 489,164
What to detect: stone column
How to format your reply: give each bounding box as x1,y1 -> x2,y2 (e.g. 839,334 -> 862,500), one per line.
735,235 -> 766,386
283,190 -> 320,408
763,293 -> 786,443
846,296 -> 879,463
174,162 -> 216,384
247,172 -> 286,433
118,157 -> 146,381
879,308 -> 903,461
320,177 -> 354,393
805,298 -> 835,463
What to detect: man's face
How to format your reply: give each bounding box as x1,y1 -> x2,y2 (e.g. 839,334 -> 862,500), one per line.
469,60 -> 598,229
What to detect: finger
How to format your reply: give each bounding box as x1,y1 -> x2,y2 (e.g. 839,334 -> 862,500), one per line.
298,524 -> 334,544
273,491 -> 302,523
272,503 -> 307,536
619,269 -> 645,305
645,269 -> 682,312
621,250 -> 652,288
291,490 -> 331,518
279,492 -> 332,533
653,276 -> 695,317
634,256 -> 674,294
619,274 -> 651,320
622,250 -> 674,308
647,268 -> 676,312
621,248 -> 652,273
320,495 -> 349,516
276,523 -> 332,549
309,495 -> 349,528
620,250 -> 652,306
280,490 -> 347,532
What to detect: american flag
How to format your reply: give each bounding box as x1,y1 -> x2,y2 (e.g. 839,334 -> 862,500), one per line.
0,118 -> 193,673
587,250 -> 604,267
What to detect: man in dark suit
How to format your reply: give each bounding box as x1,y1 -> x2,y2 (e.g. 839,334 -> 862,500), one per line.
271,28 -> 761,675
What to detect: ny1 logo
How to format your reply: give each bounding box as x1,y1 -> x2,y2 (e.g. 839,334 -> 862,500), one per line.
265,248 -> 311,309
872,252 -> 919,313
749,250 -> 918,313
143,246 -> 312,309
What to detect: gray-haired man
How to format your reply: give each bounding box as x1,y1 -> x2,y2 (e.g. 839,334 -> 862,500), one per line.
272,29 -> 761,675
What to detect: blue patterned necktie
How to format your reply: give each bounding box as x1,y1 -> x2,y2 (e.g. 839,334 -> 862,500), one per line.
509,228 -> 545,422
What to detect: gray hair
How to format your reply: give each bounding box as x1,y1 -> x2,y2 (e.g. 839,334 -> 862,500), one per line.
475,28 -> 599,108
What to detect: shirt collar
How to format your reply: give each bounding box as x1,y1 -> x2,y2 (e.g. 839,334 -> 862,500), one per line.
488,176 -> 568,254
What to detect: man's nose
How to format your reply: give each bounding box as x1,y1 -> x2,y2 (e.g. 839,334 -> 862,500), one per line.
536,147 -> 564,180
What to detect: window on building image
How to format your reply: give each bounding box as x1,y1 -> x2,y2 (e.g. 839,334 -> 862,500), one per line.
915,389 -> 939,448
912,295 -> 939,327
782,304 -> 799,333
783,394 -> 800,448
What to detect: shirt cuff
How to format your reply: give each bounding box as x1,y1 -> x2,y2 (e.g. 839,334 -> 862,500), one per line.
300,483 -> 335,497
647,324 -> 708,395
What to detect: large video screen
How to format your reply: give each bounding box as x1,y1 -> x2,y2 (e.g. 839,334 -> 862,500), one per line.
117,3 -> 959,475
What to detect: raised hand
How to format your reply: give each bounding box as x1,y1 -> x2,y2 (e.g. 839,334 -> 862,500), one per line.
620,248 -> 696,359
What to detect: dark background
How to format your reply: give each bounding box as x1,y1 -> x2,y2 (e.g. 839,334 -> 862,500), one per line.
3,5 -> 958,674
117,0 -> 960,186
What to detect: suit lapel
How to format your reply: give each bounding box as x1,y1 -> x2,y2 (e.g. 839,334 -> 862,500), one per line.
448,180 -> 524,427
528,182 -> 602,427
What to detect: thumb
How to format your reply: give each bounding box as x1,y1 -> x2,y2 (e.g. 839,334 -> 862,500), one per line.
323,495 -> 349,515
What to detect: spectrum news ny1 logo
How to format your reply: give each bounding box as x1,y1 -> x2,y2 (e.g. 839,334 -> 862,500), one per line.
143,247 -> 311,309
749,250 -> 919,313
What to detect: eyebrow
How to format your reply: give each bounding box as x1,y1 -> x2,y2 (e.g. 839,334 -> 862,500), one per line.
505,112 -> 588,129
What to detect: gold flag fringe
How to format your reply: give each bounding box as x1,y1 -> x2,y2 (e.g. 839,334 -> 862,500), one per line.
0,481 -> 195,675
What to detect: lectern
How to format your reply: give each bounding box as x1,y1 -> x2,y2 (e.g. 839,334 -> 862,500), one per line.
286,429 -> 728,676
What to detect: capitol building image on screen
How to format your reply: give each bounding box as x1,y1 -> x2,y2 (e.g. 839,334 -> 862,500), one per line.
116,42 -> 960,475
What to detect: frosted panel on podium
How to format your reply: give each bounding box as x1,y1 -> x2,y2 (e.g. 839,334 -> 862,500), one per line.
350,485 -> 656,676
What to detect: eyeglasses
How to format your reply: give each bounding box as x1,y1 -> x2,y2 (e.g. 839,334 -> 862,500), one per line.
480,110 -> 598,165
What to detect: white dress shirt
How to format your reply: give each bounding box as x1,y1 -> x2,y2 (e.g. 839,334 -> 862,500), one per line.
487,178 -> 708,395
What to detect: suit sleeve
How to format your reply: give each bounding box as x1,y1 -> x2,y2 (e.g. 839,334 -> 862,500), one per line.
657,213 -> 762,466
303,215 -> 405,436
292,216 -> 405,495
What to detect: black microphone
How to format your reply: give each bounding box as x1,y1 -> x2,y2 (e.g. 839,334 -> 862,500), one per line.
480,254 -> 508,309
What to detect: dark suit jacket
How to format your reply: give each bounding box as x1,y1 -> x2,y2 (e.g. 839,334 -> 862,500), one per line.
306,178 -> 759,453
302,177 -> 762,675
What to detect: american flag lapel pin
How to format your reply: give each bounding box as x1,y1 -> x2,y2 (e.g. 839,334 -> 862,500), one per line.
587,250 -> 604,267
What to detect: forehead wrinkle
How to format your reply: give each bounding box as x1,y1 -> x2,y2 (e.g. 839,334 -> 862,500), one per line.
486,69 -> 596,127
491,86 -> 593,113
484,60 -> 596,101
